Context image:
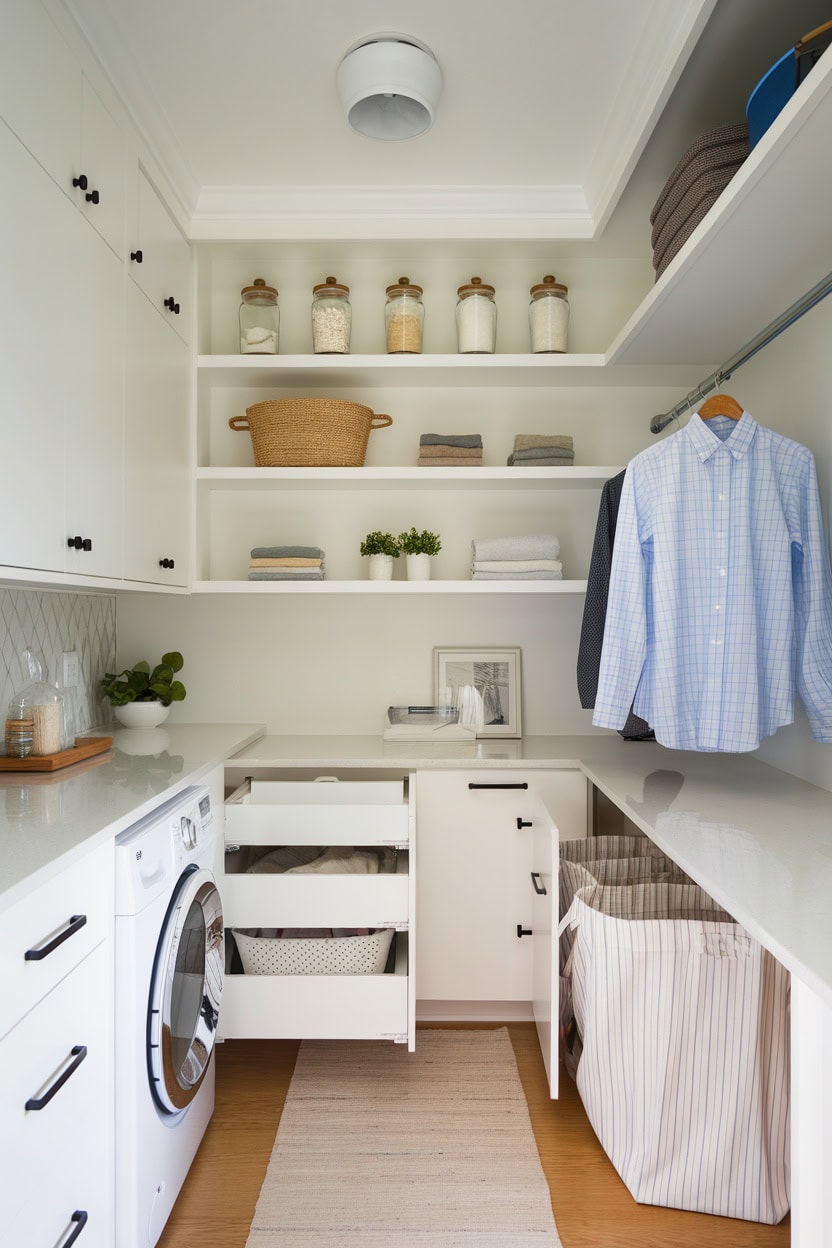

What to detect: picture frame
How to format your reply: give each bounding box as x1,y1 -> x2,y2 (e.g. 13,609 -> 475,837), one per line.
433,647 -> 522,738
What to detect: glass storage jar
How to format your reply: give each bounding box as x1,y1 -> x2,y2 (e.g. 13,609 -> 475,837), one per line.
4,717 -> 33,758
239,277 -> 279,354
7,683 -> 64,756
455,277 -> 496,353
385,277 -> 424,353
529,275 -> 569,353
312,276 -> 352,353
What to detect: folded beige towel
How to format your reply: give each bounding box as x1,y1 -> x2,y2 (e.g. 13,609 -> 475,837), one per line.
418,444 -> 483,458
418,457 -> 483,467
513,433 -> 573,451
250,557 -> 322,567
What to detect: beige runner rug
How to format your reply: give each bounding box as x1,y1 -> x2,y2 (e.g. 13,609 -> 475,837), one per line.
245,1027 -> 562,1247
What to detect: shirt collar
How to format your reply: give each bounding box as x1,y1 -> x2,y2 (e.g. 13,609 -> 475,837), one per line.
685,410 -> 758,461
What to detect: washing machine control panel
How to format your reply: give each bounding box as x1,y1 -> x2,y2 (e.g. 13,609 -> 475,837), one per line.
172,794 -> 213,863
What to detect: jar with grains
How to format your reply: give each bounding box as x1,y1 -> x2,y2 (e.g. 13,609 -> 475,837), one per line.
529,275 -> 569,353
312,276 -> 351,353
385,277 -> 424,354
5,717 -> 33,759
8,648 -> 66,756
456,277 -> 496,353
239,277 -> 279,354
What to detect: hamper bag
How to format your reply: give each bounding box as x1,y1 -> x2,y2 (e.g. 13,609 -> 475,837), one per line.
561,882 -> 790,1223
229,398 -> 393,466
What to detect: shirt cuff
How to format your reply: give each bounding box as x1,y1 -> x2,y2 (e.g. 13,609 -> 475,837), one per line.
592,705 -> 631,731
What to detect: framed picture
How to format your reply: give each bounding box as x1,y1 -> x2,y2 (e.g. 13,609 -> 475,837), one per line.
433,647 -> 522,738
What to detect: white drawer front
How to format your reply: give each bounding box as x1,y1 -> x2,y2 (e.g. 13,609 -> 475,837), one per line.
0,840 -> 114,1039
219,934 -> 409,1042
0,943 -> 113,1247
223,853 -> 410,928
225,779 -> 410,847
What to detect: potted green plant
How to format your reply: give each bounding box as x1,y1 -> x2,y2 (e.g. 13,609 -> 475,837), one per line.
101,651 -> 186,728
359,531 -> 401,581
398,527 -> 442,580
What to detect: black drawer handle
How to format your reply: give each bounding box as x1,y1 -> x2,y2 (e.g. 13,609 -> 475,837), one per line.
25,1045 -> 87,1111
72,174 -> 88,191
130,249 -> 143,263
61,1210 -> 89,1247
25,914 -> 87,961
85,189 -> 99,205
468,782 -> 528,790
25,913 -> 87,958
516,924 -> 532,938
517,817 -> 532,829
530,871 -> 547,895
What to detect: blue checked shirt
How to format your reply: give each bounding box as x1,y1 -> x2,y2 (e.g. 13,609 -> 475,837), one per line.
593,411 -> 832,751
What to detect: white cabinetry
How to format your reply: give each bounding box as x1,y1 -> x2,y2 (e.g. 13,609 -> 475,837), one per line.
130,170 -> 191,344
415,768 -> 584,1012
0,841 -> 114,1248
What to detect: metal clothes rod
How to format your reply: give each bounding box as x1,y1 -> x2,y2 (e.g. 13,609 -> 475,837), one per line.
650,270 -> 832,435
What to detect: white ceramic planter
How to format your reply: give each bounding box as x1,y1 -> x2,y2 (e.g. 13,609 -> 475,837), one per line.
367,553 -> 394,580
113,702 -> 171,729
406,552 -> 432,581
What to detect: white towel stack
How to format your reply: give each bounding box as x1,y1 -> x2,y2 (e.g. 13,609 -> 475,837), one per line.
471,535 -> 563,580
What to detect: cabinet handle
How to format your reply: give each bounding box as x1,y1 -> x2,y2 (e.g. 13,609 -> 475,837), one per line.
468,782 -> 528,790
516,924 -> 532,938
25,913 -> 87,960
130,249 -> 143,263
60,1210 -> 88,1247
516,817 -> 532,829
25,1044 -> 87,1110
530,871 -> 547,895
85,189 -> 99,205
72,174 -> 88,191
158,557 -> 175,569
163,297 -> 181,314
67,535 -> 83,550
82,537 -> 92,552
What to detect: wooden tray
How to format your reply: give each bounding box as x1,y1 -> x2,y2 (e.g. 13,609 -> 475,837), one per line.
0,736 -> 113,772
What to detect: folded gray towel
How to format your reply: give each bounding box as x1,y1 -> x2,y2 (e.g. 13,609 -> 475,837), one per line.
250,546 -> 325,559
419,433 -> 483,449
472,535 -> 559,562
508,457 -> 575,467
509,447 -> 575,461
247,571 -> 325,580
513,434 -> 573,452
472,570 -> 563,580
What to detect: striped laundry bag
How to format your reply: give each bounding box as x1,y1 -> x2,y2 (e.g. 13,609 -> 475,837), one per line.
560,882 -> 790,1222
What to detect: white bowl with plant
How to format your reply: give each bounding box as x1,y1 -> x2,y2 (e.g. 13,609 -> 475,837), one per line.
101,651 -> 186,728
359,531 -> 401,580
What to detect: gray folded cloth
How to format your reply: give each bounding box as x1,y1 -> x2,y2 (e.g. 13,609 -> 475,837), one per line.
507,456 -> 575,466
247,571 -> 325,580
472,570 -> 563,580
250,546 -> 325,559
419,433 -> 483,449
472,535 -> 559,562
509,447 -> 575,461
418,457 -> 483,466
513,434 -> 573,451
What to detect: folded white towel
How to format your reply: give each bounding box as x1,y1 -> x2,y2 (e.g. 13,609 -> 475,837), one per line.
473,559 -> 563,574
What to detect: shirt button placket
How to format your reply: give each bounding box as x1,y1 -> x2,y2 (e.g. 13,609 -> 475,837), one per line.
704,454 -> 729,747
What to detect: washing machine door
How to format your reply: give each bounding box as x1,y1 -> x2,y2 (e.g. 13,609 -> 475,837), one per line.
148,865 -> 223,1113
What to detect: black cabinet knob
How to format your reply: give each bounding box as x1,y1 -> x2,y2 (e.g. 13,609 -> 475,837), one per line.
85,189 -> 100,205
516,818 -> 532,829
516,924 -> 533,938
130,249 -> 143,263
67,535 -> 83,550
72,174 -> 88,191
158,557 -> 176,569
164,296 -> 175,310
82,538 -> 92,551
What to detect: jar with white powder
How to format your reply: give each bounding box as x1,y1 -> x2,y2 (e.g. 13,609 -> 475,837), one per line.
455,277 -> 496,353
529,275 -> 569,353
312,276 -> 352,353
239,277 -> 279,354
385,277 -> 424,353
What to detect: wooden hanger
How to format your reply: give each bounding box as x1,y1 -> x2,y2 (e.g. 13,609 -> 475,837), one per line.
698,393 -> 744,421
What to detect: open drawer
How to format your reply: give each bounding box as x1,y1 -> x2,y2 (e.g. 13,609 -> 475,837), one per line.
219,931 -> 411,1046
225,777 -> 410,847
222,847 -> 410,929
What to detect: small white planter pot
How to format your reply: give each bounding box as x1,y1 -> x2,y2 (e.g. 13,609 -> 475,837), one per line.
406,552 -> 432,581
113,702 -> 171,729
367,553 -> 394,581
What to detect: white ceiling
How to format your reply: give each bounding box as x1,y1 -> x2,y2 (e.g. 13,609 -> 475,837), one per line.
65,0 -> 717,238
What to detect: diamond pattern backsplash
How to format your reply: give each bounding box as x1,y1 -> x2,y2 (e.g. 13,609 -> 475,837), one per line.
0,588 -> 116,751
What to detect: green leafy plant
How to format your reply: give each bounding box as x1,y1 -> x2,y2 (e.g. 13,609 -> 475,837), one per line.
359,531 -> 401,557
101,651 -> 186,707
398,527 -> 442,556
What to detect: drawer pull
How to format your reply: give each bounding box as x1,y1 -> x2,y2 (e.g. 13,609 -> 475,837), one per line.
25,914 -> 87,961
530,872 -> 547,896
516,924 -> 533,938
25,1045 -> 87,1111
60,1210 -> 88,1247
468,782 -> 528,790
516,818 -> 532,829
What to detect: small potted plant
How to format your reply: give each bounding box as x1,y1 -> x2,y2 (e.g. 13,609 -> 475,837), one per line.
359,531 -> 401,581
101,651 -> 186,728
398,527 -> 442,581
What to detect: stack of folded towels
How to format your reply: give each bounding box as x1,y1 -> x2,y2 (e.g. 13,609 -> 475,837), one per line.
247,545 -> 325,580
507,434 -> 574,466
471,534 -> 563,580
418,433 -> 483,466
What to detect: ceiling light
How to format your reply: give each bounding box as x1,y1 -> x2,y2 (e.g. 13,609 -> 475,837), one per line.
336,35 -> 442,141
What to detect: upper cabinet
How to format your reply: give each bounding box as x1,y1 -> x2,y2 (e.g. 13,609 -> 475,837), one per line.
79,76 -> 126,258
129,170 -> 191,345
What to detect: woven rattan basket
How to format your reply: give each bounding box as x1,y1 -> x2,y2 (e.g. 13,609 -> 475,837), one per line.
229,398 -> 393,467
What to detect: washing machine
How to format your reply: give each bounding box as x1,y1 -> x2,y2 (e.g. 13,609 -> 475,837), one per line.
114,785 -> 223,1247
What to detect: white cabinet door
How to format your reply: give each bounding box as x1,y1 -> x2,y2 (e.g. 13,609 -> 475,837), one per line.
79,76 -> 126,258
124,281 -> 190,584
532,816 -> 558,1098
131,170 -> 191,343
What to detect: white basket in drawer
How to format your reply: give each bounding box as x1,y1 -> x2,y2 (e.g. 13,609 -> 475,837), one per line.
225,777 -> 409,847
232,927 -> 394,975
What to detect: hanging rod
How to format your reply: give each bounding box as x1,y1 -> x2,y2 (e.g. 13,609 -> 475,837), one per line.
650,270 -> 832,435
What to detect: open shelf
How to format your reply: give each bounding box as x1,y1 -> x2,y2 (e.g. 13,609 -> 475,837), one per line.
192,579 -> 588,595
196,466 -> 622,491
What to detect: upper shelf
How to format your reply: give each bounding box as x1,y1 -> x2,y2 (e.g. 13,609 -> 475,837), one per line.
196,466 -> 622,491
608,46 -> 832,368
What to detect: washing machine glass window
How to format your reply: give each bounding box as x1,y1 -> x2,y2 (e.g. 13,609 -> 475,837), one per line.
149,867 -> 224,1114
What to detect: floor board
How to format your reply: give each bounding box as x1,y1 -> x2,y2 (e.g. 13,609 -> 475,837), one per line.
156,1025 -> 789,1248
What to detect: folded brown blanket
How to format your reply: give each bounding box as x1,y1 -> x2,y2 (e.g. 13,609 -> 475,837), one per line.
419,444 -> 483,458
418,457 -> 483,467
650,122 -> 748,224
513,434 -> 573,452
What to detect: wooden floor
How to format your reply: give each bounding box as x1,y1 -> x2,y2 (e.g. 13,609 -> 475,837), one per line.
157,1024 -> 790,1248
